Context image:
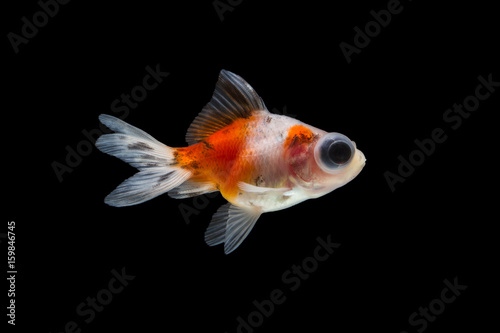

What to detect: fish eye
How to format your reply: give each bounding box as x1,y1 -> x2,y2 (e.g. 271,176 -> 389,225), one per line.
314,133 -> 355,173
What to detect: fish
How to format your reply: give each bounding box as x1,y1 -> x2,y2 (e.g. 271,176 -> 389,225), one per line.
96,70 -> 366,254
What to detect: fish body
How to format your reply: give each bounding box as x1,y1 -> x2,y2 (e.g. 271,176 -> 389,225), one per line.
96,70 -> 366,254
176,111 -> 313,212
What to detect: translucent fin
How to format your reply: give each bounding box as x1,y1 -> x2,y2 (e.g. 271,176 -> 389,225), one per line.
168,180 -> 218,199
99,114 -> 163,145
205,203 -> 262,254
205,203 -> 231,247
103,168 -> 191,206
96,114 -> 192,207
185,70 -> 269,146
96,133 -> 173,170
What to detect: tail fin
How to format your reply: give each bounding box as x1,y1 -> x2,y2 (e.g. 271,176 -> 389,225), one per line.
96,114 -> 191,207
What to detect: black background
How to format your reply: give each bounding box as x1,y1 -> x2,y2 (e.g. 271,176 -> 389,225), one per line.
4,0 -> 498,332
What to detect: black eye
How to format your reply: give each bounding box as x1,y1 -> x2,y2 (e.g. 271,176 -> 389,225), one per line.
314,133 -> 355,173
328,141 -> 352,165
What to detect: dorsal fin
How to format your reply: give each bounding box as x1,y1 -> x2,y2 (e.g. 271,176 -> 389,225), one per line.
185,70 -> 268,145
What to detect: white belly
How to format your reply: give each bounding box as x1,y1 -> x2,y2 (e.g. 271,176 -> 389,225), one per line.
233,185 -> 311,213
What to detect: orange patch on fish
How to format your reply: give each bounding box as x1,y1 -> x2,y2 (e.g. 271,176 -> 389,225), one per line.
174,116 -> 257,200
284,124 -> 316,148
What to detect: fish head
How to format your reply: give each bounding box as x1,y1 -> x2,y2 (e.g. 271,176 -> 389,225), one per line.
286,129 -> 366,198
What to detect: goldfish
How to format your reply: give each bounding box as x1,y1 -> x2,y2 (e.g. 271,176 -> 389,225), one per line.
96,70 -> 366,254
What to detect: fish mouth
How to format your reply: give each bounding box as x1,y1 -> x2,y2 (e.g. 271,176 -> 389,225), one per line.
357,149 -> 366,165
348,149 -> 366,181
